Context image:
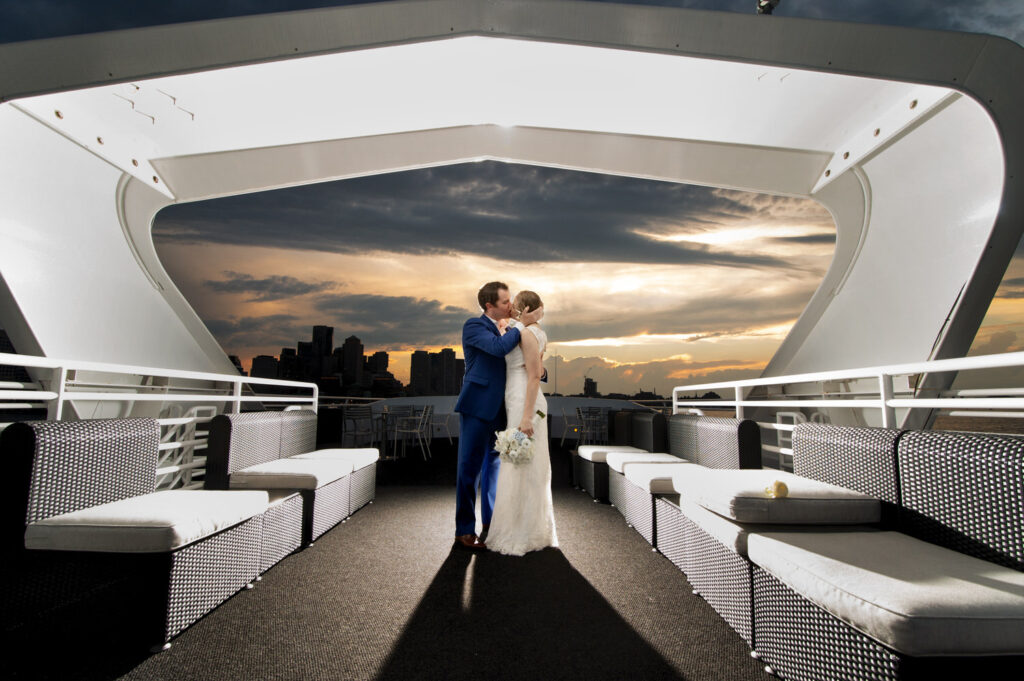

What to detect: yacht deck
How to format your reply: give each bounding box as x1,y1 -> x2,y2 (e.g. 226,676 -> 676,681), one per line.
16,443 -> 766,681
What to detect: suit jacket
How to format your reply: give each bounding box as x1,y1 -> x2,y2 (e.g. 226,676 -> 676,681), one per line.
454,315 -> 521,422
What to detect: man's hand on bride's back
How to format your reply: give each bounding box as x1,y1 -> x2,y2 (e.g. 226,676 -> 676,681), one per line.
519,305 -> 544,326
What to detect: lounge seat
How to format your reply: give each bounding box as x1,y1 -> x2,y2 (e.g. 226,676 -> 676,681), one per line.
605,452 -> 687,543
663,492 -> 879,646
207,410 -> 369,547
613,461 -> 696,545
3,418 -> 264,648
25,489 -> 269,553
229,458 -> 355,491
292,448 -> 380,513
669,468 -> 880,525
748,530 -> 1024,658
574,445 -> 647,502
745,424 -> 1024,680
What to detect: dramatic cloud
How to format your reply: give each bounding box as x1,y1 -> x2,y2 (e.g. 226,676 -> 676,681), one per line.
155,163 -> 812,268
0,1 -> 376,43
595,1 -> 1024,45
203,271 -> 337,302
313,294 -> 476,348
547,287 -> 813,344
204,314 -> 306,353
996,276 -> 1024,299
544,353 -> 766,397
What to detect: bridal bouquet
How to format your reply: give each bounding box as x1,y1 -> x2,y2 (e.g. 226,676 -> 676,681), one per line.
495,410 -> 546,466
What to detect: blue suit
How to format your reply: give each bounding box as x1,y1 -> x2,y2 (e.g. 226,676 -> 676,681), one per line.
453,315 -> 521,537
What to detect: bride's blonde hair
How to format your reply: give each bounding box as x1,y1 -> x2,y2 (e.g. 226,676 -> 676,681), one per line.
513,290 -> 543,319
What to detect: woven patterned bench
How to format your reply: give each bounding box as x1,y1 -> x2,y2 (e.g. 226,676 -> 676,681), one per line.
1,418 -> 266,649
606,415 -> 762,552
746,425 -> 1024,681
206,410 -> 378,553
654,423 -> 896,649
573,410 -> 666,502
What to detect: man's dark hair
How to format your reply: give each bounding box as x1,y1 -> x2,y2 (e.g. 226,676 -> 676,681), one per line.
478,281 -> 508,311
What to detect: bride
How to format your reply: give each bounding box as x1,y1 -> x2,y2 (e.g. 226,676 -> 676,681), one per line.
486,290 -> 558,556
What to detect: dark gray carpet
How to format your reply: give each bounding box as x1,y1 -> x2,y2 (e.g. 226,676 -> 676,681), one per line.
14,458 -> 768,681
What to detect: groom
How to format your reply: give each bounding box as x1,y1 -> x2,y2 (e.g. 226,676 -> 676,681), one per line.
453,281 -> 541,549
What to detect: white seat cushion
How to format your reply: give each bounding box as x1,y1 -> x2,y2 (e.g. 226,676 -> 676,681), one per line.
605,452 -> 684,473
672,468 -> 879,524
292,447 -> 379,470
230,458 -> 354,490
25,490 -> 269,553
679,497 -> 756,556
748,531 -> 1024,656
577,445 -> 645,462
623,462 -> 697,493
676,497 -> 874,558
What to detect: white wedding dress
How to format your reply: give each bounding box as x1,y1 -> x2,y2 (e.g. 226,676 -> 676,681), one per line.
486,321 -> 558,556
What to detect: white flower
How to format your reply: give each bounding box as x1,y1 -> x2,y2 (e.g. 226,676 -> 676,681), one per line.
495,427 -> 535,466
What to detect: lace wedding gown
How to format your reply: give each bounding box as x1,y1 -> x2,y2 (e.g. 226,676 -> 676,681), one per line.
486,321 -> 558,556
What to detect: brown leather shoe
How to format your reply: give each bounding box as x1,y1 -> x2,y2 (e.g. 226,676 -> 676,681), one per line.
454,533 -> 486,550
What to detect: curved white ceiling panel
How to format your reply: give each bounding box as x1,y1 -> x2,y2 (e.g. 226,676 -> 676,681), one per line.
11,36 -> 953,199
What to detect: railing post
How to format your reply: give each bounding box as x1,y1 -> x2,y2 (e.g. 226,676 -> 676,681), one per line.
312,385 -> 319,413
734,386 -> 745,419
879,373 -> 896,428
231,381 -> 242,414
48,366 -> 67,420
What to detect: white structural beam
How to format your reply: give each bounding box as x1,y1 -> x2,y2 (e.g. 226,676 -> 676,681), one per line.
0,0 -> 1021,382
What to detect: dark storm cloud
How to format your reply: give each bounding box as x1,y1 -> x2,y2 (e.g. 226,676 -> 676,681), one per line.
996,277 -> 1024,299
0,1 -> 380,43
313,294 -> 476,347
154,162 -> 789,268
592,1 -> 1023,45
772,233 -> 836,245
204,271 -> 337,302
548,287 -> 814,342
205,313 -> 305,349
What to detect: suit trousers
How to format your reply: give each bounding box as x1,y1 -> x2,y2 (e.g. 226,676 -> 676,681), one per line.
455,412 -> 502,537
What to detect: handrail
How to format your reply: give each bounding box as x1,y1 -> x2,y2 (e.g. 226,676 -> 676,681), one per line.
0,353 -> 320,490
672,350 -> 1024,429
0,351 -> 313,389
0,351 -> 318,420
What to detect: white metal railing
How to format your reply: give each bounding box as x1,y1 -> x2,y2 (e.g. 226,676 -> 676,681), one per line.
673,351 -> 1024,461
155,407 -> 217,490
0,352 -> 318,421
1,352 -> 319,489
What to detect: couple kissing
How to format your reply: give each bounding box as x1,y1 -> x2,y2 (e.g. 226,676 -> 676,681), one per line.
453,282 -> 558,555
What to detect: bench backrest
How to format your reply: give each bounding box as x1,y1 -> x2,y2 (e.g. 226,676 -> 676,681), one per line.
668,414 -> 761,469
611,410 -> 635,446
631,412 -> 666,453
792,423 -> 902,507
1,418 -> 159,547
792,423 -> 1024,572
897,430 -> 1024,571
206,410 -> 317,489
280,410 -> 318,457
667,414 -> 698,462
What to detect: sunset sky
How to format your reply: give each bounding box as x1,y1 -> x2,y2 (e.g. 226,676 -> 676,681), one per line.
152,163 -> 838,393
5,0 -> 1024,395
